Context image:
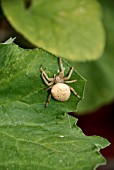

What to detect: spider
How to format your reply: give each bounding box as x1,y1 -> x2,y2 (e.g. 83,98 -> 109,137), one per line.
40,58 -> 80,107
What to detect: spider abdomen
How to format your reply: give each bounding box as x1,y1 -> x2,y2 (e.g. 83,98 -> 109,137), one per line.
51,83 -> 70,102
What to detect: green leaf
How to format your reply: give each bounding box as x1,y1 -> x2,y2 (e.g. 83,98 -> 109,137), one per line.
0,43 -> 85,112
75,0 -> 114,113
1,0 -> 105,61
0,113 -> 109,170
0,42 -> 109,169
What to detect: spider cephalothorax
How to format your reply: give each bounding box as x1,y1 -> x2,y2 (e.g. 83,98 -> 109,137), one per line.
40,58 -> 80,107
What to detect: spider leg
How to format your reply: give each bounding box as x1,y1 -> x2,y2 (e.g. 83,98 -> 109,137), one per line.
69,86 -> 80,99
45,85 -> 53,91
59,58 -> 65,78
40,67 -> 54,81
65,80 -> 77,84
64,67 -> 74,81
45,93 -> 52,107
59,58 -> 64,70
41,72 -> 54,86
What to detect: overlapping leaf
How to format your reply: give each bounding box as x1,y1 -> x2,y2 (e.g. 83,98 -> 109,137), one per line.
75,0 -> 114,113
1,0 -> 105,61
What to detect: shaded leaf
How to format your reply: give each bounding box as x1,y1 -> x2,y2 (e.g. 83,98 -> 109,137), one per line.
74,0 -> 114,113
2,0 -> 105,61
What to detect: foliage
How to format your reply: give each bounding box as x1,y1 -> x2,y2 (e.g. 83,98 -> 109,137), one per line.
0,41 -> 109,170
2,0 -> 114,113
1,0 -> 105,61
76,0 -> 114,112
0,0 -> 112,169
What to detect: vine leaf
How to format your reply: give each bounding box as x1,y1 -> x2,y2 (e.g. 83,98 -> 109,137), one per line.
0,42 -> 109,170
2,0 -> 105,61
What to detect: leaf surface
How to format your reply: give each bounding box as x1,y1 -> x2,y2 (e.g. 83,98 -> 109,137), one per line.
0,42 -> 109,169
1,0 -> 105,61
76,0 -> 114,113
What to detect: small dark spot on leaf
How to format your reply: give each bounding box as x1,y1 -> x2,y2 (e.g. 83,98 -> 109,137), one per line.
24,0 -> 32,9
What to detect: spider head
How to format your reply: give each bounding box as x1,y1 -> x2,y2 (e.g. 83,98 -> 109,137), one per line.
55,75 -> 64,84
